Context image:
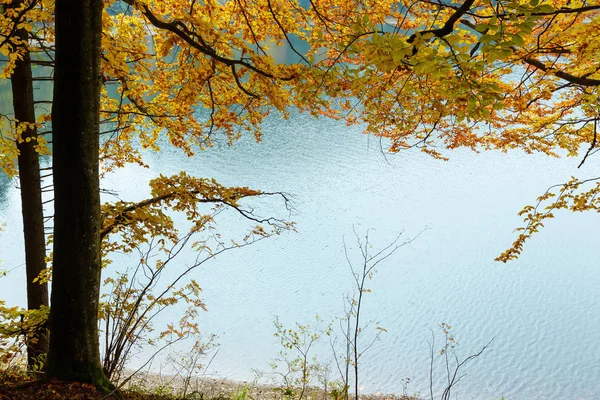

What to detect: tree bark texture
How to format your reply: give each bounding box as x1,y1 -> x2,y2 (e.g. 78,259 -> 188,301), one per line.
8,0 -> 50,369
46,0 -> 111,388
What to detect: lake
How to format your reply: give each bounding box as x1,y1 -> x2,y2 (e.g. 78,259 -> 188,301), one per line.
1,110 -> 599,399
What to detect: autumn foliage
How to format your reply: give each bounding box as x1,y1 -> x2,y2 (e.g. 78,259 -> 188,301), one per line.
2,0 -> 599,259
0,0 -> 599,390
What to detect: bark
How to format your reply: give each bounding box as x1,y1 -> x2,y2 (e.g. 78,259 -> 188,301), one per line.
8,0 -> 49,369
46,0 -> 111,390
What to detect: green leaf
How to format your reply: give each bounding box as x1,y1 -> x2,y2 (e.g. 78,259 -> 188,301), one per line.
518,22 -> 533,34
510,34 -> 525,46
480,34 -> 493,45
534,4 -> 555,13
475,23 -> 489,33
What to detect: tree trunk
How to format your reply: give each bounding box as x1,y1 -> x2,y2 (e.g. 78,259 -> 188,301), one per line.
8,0 -> 50,370
46,0 -> 111,389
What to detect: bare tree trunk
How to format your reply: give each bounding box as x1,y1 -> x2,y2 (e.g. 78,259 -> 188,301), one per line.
8,0 -> 49,369
45,0 -> 111,389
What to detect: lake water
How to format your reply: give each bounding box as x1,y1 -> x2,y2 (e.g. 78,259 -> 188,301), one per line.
1,111 -> 599,399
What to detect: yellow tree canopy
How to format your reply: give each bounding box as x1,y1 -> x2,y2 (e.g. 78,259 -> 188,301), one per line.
301,0 -> 600,260
1,0 -> 599,260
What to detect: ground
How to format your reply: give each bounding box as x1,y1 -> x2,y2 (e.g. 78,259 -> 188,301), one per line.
0,373 -> 415,400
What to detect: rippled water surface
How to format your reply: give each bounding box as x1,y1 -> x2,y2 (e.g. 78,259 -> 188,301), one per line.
1,112 -> 599,399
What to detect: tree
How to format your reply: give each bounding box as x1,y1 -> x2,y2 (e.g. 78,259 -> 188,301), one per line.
3,0 -> 49,368
45,0 -> 308,387
45,0 -> 109,387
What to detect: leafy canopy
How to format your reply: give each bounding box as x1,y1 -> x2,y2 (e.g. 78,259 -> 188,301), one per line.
1,0 -> 600,260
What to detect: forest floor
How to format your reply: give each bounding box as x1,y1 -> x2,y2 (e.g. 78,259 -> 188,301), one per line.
0,373 -> 415,400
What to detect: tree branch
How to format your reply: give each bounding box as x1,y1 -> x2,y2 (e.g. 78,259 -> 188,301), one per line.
121,0 -> 295,81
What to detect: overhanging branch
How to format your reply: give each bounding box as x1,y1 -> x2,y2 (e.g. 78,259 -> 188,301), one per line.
121,0 -> 295,81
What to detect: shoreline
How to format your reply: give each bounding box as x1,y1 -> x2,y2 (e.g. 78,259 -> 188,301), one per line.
122,371 -> 416,400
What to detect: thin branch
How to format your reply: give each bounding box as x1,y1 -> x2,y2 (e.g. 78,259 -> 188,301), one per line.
578,119 -> 597,168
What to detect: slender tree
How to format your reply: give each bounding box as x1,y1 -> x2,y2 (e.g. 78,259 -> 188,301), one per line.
6,0 -> 49,368
45,0 -> 111,388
